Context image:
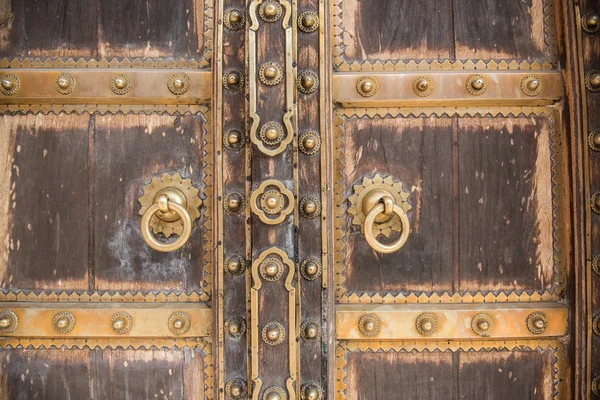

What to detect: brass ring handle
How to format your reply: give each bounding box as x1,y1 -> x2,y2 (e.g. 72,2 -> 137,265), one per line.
364,202 -> 410,254
140,195 -> 193,252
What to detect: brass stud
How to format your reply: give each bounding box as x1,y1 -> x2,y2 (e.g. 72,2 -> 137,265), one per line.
358,314 -> 380,337
520,74 -> 543,96
583,13 -> 600,34
168,312 -> 191,335
593,315 -> 600,336
259,62 -> 283,86
587,71 -> 600,92
259,1 -> 283,22
412,76 -> 434,97
262,321 -> 285,345
298,11 -> 319,33
299,130 -> 321,156
224,192 -> 244,214
301,383 -> 323,400
466,74 -> 487,96
168,73 -> 190,95
589,130 -> 600,152
263,387 -> 286,400
259,121 -> 284,145
301,320 -> 321,342
224,129 -> 245,151
0,74 -> 20,96
223,70 -> 244,92
301,257 -> 322,280
592,192 -> 600,214
110,73 -> 132,95
55,73 -> 76,95
0,310 -> 18,333
265,127 -> 279,141
225,255 -> 246,276
416,313 -> 438,336
110,312 -> 132,334
300,196 -> 321,219
471,313 -> 493,337
226,378 -> 247,399
297,71 -> 319,94
226,316 -> 246,339
260,257 -> 284,281
224,9 -> 245,30
526,311 -> 548,334
260,190 -> 285,215
53,311 -> 76,333
356,76 -> 379,97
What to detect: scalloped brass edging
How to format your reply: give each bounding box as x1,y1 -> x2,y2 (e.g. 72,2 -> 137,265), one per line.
250,179 -> 295,225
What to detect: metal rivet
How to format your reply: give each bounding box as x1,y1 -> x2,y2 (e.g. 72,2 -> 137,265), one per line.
264,66 -> 278,79
228,196 -> 241,210
526,311 -> 548,334
478,320 -> 489,330
297,71 -> 319,94
412,76 -> 434,97
229,10 -> 243,24
301,75 -> 314,89
223,70 -> 244,92
471,78 -> 484,90
305,261 -> 318,276
227,72 -> 240,86
228,131 -> 241,145
303,136 -> 316,149
361,81 -> 373,93
227,258 -> 242,273
264,3 -> 278,17
266,393 -> 281,400
226,379 -> 247,399
358,314 -> 380,336
262,322 -> 285,345
592,192 -> 600,214
55,73 -> 77,97
228,320 -> 241,335
265,127 -> 280,141
299,131 -> 321,156
53,311 -> 75,333
471,313 -> 493,337
267,327 -> 280,341
303,15 -> 316,28
110,312 -> 132,334
173,79 -> 185,90
264,194 -> 280,209
114,77 -> 127,89
298,11 -> 319,33
304,200 -> 316,213
593,376 -> 600,396
168,312 -> 191,334
1,79 -> 13,90
0,316 -> 11,328
590,73 -> 600,88
230,383 -> 243,397
0,310 -> 17,333
300,258 -> 322,281
300,196 -> 321,218
113,318 -> 125,330
305,388 -> 319,400
264,261 -> 280,277
301,320 -> 321,342
416,80 -> 429,91
173,319 -> 184,329
0,74 -> 20,96
356,76 -> 379,97
57,77 -> 70,89
527,79 -> 540,91
305,323 -> 318,339
583,13 -> 600,33
224,9 -> 245,30
594,131 -> 600,146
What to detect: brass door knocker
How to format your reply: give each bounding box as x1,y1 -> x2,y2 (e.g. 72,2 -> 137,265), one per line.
362,190 -> 410,254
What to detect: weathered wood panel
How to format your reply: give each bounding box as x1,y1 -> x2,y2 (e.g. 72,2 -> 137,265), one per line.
458,116 -> 554,293
93,114 -> 209,293
0,114 -> 90,291
0,349 -> 91,400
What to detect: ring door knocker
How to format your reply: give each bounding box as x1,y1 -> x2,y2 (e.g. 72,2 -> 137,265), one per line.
349,174 -> 412,254
138,173 -> 202,252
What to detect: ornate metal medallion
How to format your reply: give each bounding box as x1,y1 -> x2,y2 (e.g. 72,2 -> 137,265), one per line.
526,311 -> 548,335
110,73 -> 133,95
250,180 -> 294,225
259,62 -> 283,86
0,73 -> 20,96
356,76 -> 378,98
300,196 -> 321,219
168,312 -> 191,335
0,310 -> 18,333
224,9 -> 246,31
262,321 -> 285,346
259,121 -> 285,146
471,313 -> 493,337
110,312 -> 133,334
301,382 -> 323,400
416,313 -> 438,336
167,73 -> 191,95
412,76 -> 434,97
586,70 -> 600,92
225,255 -> 247,276
55,72 -> 76,95
259,257 -> 285,282
297,70 -> 319,94
53,311 -> 76,333
225,316 -> 246,339
223,70 -> 244,92
224,129 -> 246,151
582,13 -> 600,34
300,257 -> 322,281
224,192 -> 245,215
298,130 -> 321,155
300,320 -> 321,342
593,375 -> 600,397
259,0 -> 283,22
465,74 -> 487,96
358,314 -> 380,337
298,11 -> 319,33
520,74 -> 543,96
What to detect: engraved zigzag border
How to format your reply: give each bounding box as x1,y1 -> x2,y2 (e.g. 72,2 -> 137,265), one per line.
332,0 -> 558,72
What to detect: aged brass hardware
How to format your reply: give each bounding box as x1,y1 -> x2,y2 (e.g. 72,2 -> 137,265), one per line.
0,310 -> 18,333
593,315 -> 600,336
226,378 -> 248,399
589,130 -> 600,151
168,311 -> 191,335
358,314 -> 380,337
251,180 -> 294,224
262,321 -> 285,346
53,311 -> 76,333
224,129 -> 245,151
300,196 -> 321,219
298,11 -> 319,33
300,257 -> 322,280
226,255 -> 246,276
167,73 -> 191,95
224,192 -> 245,214
593,376 -> 600,396
466,74 -> 487,96
259,0 -> 283,22
140,190 -> 193,252
264,387 -> 286,400
362,191 -> 410,254
0,73 -> 19,96
224,9 -> 246,30
591,192 -> 600,214
110,312 -> 132,334
260,257 -> 284,281
301,383 -> 322,400
526,311 -> 548,334
225,316 -> 246,339
356,76 -> 378,98
259,121 -> 285,145
412,76 -> 434,97
55,72 -> 76,95
471,313 -> 493,337
297,71 -> 319,94
583,13 -> 600,33
586,70 -> 600,92
299,130 -> 321,155
259,62 -> 283,86
300,320 -> 321,342
223,70 -> 244,92
520,74 -> 542,96
416,313 -> 438,336
593,254 -> 600,276
110,73 -> 133,95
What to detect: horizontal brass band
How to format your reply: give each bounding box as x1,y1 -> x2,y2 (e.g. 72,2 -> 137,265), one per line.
0,303 -> 211,338
336,303 -> 567,340
333,71 -> 562,107
0,69 -> 211,105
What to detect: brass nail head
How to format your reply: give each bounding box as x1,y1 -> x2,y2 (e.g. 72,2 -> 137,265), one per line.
264,3 -> 278,17
471,78 -> 485,90
264,194 -> 280,209
533,317 -> 545,329
303,136 -> 316,150
527,79 -> 540,91
305,388 -> 319,400
360,80 -> 373,93
229,10 -> 242,24
477,320 -> 489,331
301,75 -> 315,89
304,200 -> 317,214
112,317 -> 126,330
587,14 -> 599,29
265,127 -> 280,141
228,320 -> 241,335
57,77 -> 71,89
363,319 -> 376,332
304,261 -> 318,276
228,131 -> 241,145
264,66 -> 278,79
230,383 -> 243,397
420,318 -> 433,332
266,326 -> 280,341
416,79 -> 429,92
264,261 -> 280,278
595,196 -> 600,208
227,258 -> 242,273
0,316 -> 11,328
1,79 -> 13,90
303,14 -> 316,28
227,72 -> 241,86
173,318 -> 185,330
590,73 -> 600,88
56,317 -> 69,329
304,323 -> 318,339
594,132 -> 600,146
114,77 -> 127,90
266,392 -> 281,400
173,78 -> 185,90
228,196 -> 241,210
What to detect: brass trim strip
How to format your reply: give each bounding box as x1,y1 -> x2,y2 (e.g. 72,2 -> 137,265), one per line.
0,69 -> 212,105
0,289 -> 210,303
0,303 -> 211,338
333,71 -> 562,107
336,303 -> 567,340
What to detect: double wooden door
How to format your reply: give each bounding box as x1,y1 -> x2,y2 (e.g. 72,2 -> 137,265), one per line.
0,0 -> 596,399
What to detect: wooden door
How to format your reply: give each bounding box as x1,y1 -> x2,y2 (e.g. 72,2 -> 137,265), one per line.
0,1 -> 596,399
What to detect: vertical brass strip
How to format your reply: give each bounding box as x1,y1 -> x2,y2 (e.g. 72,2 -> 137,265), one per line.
319,0 -> 329,290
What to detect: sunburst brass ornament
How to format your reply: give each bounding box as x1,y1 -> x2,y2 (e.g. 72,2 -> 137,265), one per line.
138,173 -> 202,238
348,174 -> 411,238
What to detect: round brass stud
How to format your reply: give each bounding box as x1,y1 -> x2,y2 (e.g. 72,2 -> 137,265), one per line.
300,196 -> 321,219
520,74 -> 543,96
55,72 -> 76,95
168,312 -> 191,335
53,311 -> 75,333
589,130 -> 600,152
586,70 -> 600,92
412,76 -> 434,97
356,76 -> 379,98
358,314 -> 380,337
0,310 -> 18,333
260,257 -> 284,281
259,121 -> 284,146
298,11 -> 319,33
415,313 -> 438,336
583,13 -> 600,34
168,73 -> 191,95
260,190 -> 285,215
299,130 -> 321,156
110,73 -> 133,95
110,312 -> 132,334
465,74 -> 487,96
526,311 -> 548,335
226,378 -> 247,399
259,62 -> 283,86
593,315 -> 600,337
300,320 -> 321,342
224,129 -> 246,151
259,1 -> 283,22
301,383 -> 323,400
593,375 -> 600,396
591,192 -> 600,214
471,313 -> 493,337
0,74 -> 20,96
225,255 -> 246,276
225,316 -> 246,339
300,257 -> 322,281
263,387 -> 286,400
224,9 -> 246,31
223,70 -> 244,92
297,71 -> 319,94
224,192 -> 245,215
262,321 -> 285,346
